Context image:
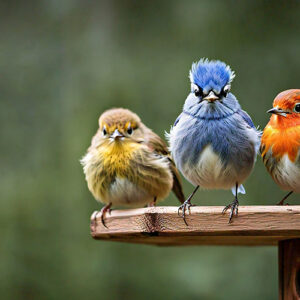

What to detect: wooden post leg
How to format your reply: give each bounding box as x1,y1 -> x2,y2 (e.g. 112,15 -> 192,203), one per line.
278,239 -> 300,299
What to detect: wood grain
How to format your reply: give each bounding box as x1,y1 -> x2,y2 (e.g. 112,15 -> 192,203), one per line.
279,239 -> 300,300
90,206 -> 300,246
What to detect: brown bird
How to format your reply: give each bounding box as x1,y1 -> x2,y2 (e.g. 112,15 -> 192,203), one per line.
81,108 -> 184,226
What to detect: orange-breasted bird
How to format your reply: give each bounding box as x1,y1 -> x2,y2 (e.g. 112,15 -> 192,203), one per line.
261,89 -> 300,204
81,108 -> 184,226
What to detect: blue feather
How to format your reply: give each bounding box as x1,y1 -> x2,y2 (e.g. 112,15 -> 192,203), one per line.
168,58 -> 260,196
238,109 -> 255,128
190,58 -> 235,93
174,115 -> 255,168
173,113 -> 182,126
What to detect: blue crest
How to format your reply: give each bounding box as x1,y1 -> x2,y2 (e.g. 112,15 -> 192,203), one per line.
189,58 -> 235,93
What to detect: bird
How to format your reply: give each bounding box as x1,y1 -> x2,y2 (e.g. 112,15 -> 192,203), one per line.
81,108 -> 185,227
260,89 -> 300,205
168,58 -> 260,223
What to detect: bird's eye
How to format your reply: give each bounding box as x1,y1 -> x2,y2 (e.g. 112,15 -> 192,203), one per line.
191,83 -> 203,97
127,127 -> 133,135
221,84 -> 231,97
102,127 -> 107,135
294,103 -> 300,113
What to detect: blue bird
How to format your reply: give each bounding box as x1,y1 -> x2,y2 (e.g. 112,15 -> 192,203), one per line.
168,58 -> 260,223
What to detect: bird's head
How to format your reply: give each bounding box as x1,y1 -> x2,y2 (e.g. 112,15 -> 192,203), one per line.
184,58 -> 239,119
268,89 -> 300,121
98,108 -> 144,144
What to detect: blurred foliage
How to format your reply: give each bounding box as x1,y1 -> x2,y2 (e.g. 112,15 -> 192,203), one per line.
1,0 -> 300,299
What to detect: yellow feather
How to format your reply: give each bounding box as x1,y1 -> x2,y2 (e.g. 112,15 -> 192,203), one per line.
99,140 -> 141,175
81,107 -> 184,208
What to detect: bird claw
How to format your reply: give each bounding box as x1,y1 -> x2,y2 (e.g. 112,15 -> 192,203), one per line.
222,198 -> 239,223
276,191 -> 293,206
148,197 -> 157,207
178,200 -> 195,226
91,211 -> 99,223
277,200 -> 289,206
95,204 -> 112,228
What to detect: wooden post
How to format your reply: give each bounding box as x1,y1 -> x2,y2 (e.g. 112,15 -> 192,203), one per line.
279,239 -> 300,300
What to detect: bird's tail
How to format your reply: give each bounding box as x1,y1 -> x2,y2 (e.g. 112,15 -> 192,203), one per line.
168,158 -> 185,203
231,184 -> 245,196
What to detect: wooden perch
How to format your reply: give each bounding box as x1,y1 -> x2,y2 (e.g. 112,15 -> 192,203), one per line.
90,206 -> 300,246
91,205 -> 300,299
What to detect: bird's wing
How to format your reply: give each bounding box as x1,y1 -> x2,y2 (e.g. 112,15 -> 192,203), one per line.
87,128 -> 102,151
173,113 -> 183,127
144,128 -> 185,203
167,157 -> 185,203
295,134 -> 300,168
238,109 -> 255,128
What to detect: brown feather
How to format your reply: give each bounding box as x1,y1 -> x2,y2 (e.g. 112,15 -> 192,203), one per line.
83,107 -> 185,205
142,126 -> 185,203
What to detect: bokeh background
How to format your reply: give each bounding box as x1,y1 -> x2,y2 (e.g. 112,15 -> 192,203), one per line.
1,1 -> 300,299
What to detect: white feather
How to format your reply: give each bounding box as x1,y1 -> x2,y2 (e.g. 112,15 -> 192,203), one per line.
231,184 -> 245,195
181,145 -> 242,190
104,177 -> 153,207
272,154 -> 300,193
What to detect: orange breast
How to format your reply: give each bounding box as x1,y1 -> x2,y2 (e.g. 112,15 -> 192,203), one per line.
261,122 -> 300,162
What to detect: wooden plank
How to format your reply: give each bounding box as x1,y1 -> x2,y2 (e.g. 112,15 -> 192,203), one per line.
90,206 -> 300,246
278,239 -> 300,299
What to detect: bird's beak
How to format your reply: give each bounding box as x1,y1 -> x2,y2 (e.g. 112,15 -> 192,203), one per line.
111,129 -> 124,140
267,107 -> 291,117
203,91 -> 219,102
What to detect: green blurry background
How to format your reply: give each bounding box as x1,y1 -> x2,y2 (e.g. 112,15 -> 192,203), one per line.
1,1 -> 300,299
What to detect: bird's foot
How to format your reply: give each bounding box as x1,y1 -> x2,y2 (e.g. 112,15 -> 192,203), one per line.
91,211 -> 99,224
277,191 -> 293,206
96,203 -> 112,228
148,197 -> 157,207
222,198 -> 239,223
276,200 -> 289,206
178,199 -> 195,226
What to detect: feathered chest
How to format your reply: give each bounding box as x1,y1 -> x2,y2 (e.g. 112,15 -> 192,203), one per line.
261,124 -> 300,162
170,113 -> 257,170
97,141 -> 142,176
